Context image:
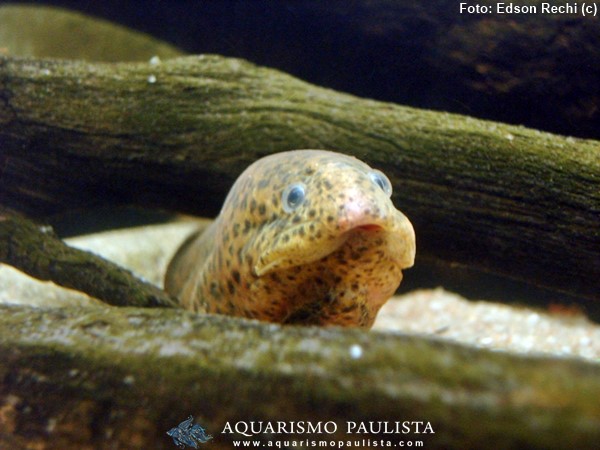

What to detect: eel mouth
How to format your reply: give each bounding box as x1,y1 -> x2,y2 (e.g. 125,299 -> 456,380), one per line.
356,224 -> 383,231
341,222 -> 415,269
253,217 -> 415,277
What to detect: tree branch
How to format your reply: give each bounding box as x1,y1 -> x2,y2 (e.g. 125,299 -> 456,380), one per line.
1,304 -> 599,449
0,211 -> 178,308
1,54 -> 598,304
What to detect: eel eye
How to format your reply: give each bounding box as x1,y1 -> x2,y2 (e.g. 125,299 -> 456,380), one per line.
282,183 -> 306,213
369,170 -> 393,197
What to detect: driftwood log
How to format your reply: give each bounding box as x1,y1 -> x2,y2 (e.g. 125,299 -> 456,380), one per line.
1,8 -> 600,449
25,0 -> 600,139
1,304 -> 599,449
1,54 -> 598,307
0,213 -> 177,309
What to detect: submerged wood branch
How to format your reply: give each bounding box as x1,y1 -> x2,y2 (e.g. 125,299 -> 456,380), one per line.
1,304 -> 599,449
1,11 -> 599,450
0,212 -> 177,308
0,55 -> 598,304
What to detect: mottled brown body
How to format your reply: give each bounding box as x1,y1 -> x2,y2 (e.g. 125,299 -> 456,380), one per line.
165,150 -> 415,328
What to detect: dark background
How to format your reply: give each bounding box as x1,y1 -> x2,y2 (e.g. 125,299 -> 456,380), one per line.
3,0 -> 599,140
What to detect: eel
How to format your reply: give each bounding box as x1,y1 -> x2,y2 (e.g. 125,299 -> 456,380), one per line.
165,150 -> 415,328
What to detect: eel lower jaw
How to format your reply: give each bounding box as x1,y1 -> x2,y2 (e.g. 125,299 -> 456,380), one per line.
253,229 -> 350,277
346,223 -> 415,269
253,204 -> 416,276
337,215 -> 415,268
254,221 -> 415,277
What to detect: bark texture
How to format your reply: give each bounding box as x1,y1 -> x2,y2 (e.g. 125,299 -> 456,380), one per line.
1,55 -> 598,305
1,304 -> 599,449
19,0 -> 600,139
0,212 -> 177,308
1,7 -> 599,450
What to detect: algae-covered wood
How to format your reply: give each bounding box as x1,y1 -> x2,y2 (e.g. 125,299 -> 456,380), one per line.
8,1 -> 598,139
0,212 -> 177,308
1,304 -> 599,449
1,55 -> 598,303
0,8 -> 599,449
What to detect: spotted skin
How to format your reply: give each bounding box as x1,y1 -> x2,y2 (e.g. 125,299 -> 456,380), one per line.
165,150 -> 416,328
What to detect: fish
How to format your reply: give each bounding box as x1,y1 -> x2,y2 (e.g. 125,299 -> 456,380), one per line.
165,150 -> 415,328
167,415 -> 212,449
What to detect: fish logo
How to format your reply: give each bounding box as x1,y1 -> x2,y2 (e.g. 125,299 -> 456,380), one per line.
167,416 -> 213,448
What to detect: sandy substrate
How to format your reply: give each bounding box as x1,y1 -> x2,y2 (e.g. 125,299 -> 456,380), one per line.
1,222 -> 599,362
376,290 -> 599,361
